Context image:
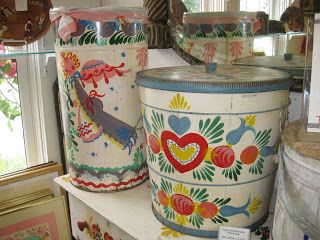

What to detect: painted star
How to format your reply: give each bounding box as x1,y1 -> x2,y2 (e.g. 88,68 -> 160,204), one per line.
114,107 -> 119,111
121,52 -> 126,57
131,85 -> 135,89
104,142 -> 109,148
90,152 -> 97,157
110,87 -> 114,91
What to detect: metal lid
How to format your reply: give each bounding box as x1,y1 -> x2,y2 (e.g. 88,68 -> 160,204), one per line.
136,64 -> 292,93
234,56 -> 311,77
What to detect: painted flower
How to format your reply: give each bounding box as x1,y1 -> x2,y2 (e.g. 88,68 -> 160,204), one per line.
203,42 -> 217,63
229,41 -> 243,59
136,48 -> 147,70
104,232 -> 114,240
92,224 -> 101,236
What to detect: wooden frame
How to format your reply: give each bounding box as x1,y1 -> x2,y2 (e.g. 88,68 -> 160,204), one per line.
0,196 -> 71,239
0,161 -> 63,186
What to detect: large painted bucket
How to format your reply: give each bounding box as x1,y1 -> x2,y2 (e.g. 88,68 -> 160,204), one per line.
50,7 -> 149,192
136,64 -> 292,237
273,121 -> 320,239
171,11 -> 256,64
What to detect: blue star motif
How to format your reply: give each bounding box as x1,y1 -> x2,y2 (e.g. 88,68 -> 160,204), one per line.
90,152 -> 97,157
104,142 -> 109,148
121,52 -> 126,57
110,87 -> 114,91
114,107 -> 119,111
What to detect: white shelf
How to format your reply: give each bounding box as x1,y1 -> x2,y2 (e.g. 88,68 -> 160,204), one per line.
55,175 -> 274,240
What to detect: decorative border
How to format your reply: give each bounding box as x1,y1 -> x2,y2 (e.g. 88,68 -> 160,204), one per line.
148,164 -> 276,187
70,172 -> 148,190
152,206 -> 269,238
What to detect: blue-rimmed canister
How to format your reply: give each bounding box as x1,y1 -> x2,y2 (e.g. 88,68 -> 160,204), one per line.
135,64 -> 292,237
50,7 -> 149,192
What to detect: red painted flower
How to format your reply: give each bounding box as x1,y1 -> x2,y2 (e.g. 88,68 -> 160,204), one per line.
211,145 -> 235,168
92,224 -> 101,236
104,232 -> 114,240
77,221 -> 88,231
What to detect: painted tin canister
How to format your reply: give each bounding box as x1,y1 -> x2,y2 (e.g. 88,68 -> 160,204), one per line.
136,65 -> 292,237
176,12 -> 255,64
50,7 -> 149,192
273,121 -> 320,240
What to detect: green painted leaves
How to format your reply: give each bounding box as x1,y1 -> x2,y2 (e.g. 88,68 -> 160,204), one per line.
192,160 -> 215,181
151,110 -> 164,139
58,30 -> 147,47
159,153 -> 175,174
199,116 -> 224,144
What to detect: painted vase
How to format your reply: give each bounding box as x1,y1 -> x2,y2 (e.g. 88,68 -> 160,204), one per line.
136,64 -> 292,237
273,121 -> 320,240
171,11 -> 257,64
50,7 -> 149,192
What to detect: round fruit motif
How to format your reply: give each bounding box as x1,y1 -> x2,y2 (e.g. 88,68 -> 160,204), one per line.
211,145 -> 235,168
197,202 -> 218,218
157,190 -> 169,206
240,145 -> 259,165
171,194 -> 195,216
149,134 -> 161,154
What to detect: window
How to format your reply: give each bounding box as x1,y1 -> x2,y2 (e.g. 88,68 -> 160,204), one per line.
0,39 -> 61,176
0,0 -> 102,176
0,58 -> 27,174
183,0 -> 225,12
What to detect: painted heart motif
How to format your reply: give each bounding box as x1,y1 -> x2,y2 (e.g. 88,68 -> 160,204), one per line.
168,115 -> 191,135
161,131 -> 208,173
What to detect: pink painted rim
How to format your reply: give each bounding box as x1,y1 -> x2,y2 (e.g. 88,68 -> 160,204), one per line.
50,6 -> 148,23
183,11 -> 257,25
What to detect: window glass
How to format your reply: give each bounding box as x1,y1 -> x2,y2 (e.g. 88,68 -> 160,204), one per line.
183,0 -> 202,12
0,59 -> 27,175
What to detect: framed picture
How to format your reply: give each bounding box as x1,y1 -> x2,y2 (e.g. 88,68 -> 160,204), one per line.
0,196 -> 70,240
0,162 -> 65,203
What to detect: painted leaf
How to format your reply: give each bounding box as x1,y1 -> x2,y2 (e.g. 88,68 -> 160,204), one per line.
199,116 -> 224,144
160,178 -> 172,195
189,214 -> 204,228
151,110 -> 164,138
254,129 -> 271,148
192,160 -> 215,181
189,187 -> 208,202
158,153 -> 175,174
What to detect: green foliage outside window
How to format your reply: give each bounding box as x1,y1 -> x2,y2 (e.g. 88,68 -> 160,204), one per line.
183,0 -> 201,12
0,60 -> 21,131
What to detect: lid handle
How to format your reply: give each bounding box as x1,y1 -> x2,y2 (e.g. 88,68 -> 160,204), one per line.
205,62 -> 218,73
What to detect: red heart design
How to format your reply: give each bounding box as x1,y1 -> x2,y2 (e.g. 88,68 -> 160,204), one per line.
161,131 -> 208,173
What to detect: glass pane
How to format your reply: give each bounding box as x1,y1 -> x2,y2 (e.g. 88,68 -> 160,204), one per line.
183,0 -> 202,12
0,59 -> 27,175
